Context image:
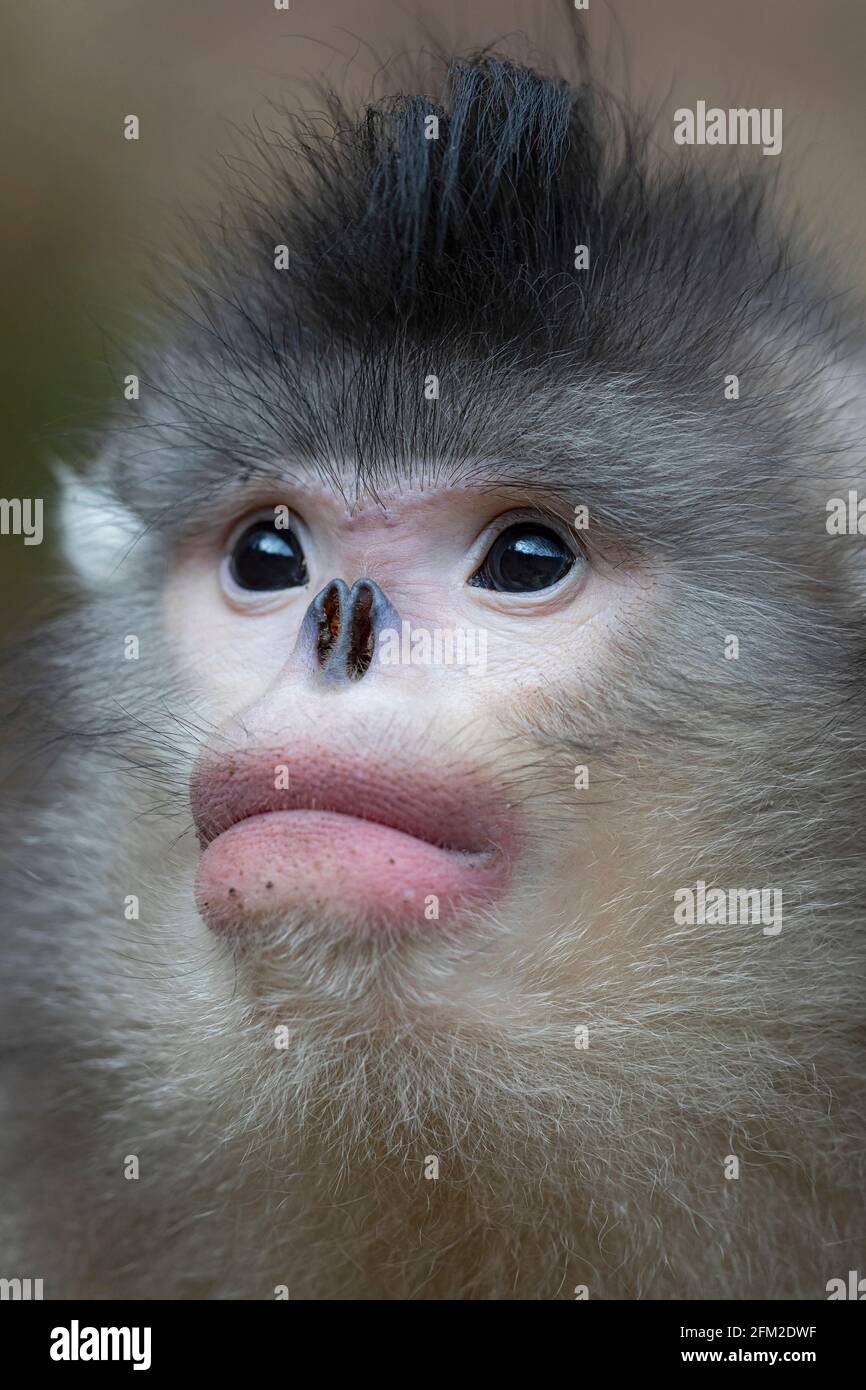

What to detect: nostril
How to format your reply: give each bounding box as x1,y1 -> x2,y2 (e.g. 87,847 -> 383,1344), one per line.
348,585 -> 375,680
300,576 -> 399,683
317,585 -> 342,667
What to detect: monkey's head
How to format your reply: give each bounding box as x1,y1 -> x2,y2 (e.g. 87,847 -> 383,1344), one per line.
11,51 -> 865,1296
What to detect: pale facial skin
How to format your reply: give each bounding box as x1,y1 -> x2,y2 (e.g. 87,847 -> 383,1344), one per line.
164,475 -> 651,1009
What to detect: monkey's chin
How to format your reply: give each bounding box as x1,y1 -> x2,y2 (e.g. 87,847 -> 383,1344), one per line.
194,809 -> 511,935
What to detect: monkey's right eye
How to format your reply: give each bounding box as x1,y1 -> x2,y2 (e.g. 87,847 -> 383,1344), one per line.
228,519 -> 308,591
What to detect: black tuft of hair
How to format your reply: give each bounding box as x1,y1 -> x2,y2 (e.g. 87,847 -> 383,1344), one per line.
189,50 -> 813,373
110,46 -> 850,517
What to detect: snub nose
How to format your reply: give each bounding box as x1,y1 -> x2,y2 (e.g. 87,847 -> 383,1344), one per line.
299,577 -> 401,682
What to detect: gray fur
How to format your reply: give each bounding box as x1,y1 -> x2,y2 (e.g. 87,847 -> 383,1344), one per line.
1,47 -> 864,1299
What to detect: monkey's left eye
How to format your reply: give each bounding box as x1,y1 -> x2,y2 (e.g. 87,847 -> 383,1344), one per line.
470,523 -> 576,593
229,519 -> 308,591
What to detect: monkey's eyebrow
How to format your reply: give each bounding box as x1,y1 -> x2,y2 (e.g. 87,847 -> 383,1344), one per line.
154,467 -> 582,546
129,366 -> 731,553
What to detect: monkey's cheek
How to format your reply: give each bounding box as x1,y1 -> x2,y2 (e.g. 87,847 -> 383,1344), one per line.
193,810 -> 511,934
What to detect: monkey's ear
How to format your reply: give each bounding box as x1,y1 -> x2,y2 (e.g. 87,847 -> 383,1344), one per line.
56,464 -> 142,589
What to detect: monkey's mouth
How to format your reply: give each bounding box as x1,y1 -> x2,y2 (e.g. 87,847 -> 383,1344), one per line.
190,751 -> 514,933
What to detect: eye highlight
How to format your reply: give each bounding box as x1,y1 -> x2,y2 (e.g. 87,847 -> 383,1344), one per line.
469,522 -> 577,594
228,517 -> 308,592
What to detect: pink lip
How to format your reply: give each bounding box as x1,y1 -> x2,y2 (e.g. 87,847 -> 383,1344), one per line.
190,751 -> 514,933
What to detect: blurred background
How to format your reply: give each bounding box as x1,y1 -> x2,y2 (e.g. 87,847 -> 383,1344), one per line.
1,0 -> 864,631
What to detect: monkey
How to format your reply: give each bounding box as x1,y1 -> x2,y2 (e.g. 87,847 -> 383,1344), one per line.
1,38 -> 865,1302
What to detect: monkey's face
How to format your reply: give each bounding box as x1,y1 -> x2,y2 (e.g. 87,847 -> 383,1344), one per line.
164,475 -> 649,1013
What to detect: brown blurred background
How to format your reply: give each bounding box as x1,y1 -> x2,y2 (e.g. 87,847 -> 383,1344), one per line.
1,0 -> 864,627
